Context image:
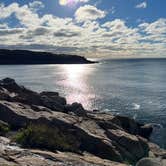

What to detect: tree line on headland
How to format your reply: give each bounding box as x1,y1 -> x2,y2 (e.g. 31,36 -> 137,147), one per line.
0,49 -> 95,64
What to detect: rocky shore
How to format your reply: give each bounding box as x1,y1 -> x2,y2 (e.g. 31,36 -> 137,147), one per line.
0,78 -> 165,166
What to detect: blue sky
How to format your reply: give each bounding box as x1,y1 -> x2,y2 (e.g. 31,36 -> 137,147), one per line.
0,0 -> 166,57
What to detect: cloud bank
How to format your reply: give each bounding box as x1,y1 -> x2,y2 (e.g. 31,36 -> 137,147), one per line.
0,1 -> 166,58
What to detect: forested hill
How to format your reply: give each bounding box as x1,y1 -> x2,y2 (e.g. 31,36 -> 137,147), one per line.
0,49 -> 94,64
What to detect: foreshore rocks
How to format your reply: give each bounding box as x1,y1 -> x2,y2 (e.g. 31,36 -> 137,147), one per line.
136,157 -> 166,166
0,78 -> 165,166
0,136 -> 126,166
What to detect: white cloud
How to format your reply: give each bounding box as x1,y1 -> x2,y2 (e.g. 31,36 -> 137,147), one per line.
0,3 -> 19,19
75,5 -> 106,22
59,0 -> 89,6
0,2 -> 166,58
136,2 -> 147,9
0,28 -> 24,36
139,18 -> 166,34
29,1 -> 44,12
0,23 -> 8,29
0,3 -> 41,27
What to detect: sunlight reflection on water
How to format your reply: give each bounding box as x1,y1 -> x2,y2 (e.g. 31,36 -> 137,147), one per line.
57,64 -> 96,109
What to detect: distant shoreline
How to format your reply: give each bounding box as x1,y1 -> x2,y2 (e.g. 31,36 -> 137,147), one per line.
0,49 -> 97,65
98,57 -> 166,61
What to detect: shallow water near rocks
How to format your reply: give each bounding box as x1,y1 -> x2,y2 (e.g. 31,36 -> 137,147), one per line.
0,58 -> 166,148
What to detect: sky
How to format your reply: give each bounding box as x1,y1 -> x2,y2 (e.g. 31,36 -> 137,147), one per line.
0,0 -> 166,58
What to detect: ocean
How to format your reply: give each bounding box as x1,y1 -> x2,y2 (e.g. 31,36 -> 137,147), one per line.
0,58 -> 166,148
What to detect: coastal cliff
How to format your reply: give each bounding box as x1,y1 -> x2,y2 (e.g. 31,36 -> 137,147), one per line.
0,78 -> 165,166
0,49 -> 95,64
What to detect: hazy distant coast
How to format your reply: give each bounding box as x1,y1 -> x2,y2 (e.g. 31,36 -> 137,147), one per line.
0,49 -> 95,64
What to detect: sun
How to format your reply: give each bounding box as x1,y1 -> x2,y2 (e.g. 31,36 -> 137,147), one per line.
59,0 -> 78,6
59,0 -> 67,6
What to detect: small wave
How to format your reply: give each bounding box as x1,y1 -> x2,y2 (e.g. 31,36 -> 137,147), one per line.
102,109 -> 112,112
132,103 -> 140,110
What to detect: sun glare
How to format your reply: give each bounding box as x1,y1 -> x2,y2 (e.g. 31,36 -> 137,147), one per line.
64,64 -> 84,81
59,0 -> 78,6
59,0 -> 67,5
57,64 -> 96,109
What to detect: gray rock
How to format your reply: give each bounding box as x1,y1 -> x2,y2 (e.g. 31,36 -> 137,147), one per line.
111,115 -> 153,139
0,100 -> 122,162
40,91 -> 66,106
41,95 -> 65,111
0,78 -> 165,165
106,129 -> 149,162
136,158 -> 163,166
0,136 -> 127,166
0,78 -> 67,112
0,77 -> 16,85
140,124 -> 153,139
65,102 -> 87,116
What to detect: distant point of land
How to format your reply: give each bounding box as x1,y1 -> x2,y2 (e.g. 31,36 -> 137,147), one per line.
0,49 -> 96,64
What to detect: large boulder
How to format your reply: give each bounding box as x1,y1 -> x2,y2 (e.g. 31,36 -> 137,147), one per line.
40,95 -> 65,111
0,78 -> 43,105
111,115 -> 153,139
0,100 -> 77,128
136,158 -> 166,166
148,142 -> 166,159
0,77 -> 16,86
88,112 -> 153,139
0,78 -> 67,112
65,102 -> 87,116
40,91 -> 66,105
106,129 -> 149,163
40,91 -> 67,111
139,124 -> 153,139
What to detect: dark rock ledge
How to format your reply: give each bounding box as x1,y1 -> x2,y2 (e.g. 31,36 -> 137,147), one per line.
0,78 -> 165,166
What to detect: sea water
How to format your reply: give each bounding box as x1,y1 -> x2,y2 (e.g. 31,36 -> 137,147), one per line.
0,58 -> 166,148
